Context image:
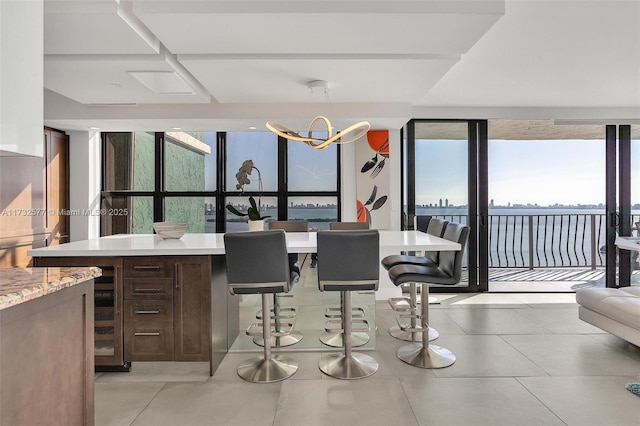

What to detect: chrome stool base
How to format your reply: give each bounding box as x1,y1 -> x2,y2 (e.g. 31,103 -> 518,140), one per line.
389,325 -> 439,342
319,331 -> 369,347
253,330 -> 303,347
237,355 -> 298,383
397,343 -> 456,369
319,352 -> 379,379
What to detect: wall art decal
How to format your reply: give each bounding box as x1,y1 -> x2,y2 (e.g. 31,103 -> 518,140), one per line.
356,130 -> 390,229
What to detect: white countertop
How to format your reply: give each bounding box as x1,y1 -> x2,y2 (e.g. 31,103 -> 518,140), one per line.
28,231 -> 460,257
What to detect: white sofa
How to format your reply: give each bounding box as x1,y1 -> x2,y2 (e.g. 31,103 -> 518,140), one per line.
576,286 -> 640,347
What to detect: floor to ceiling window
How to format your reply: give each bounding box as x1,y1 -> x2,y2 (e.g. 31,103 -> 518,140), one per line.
405,120 -> 475,291
403,119 -> 626,293
286,138 -> 338,230
101,131 -> 340,234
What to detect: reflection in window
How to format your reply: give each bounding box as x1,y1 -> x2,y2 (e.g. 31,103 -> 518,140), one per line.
103,132 -> 155,191
165,132 -> 216,191
287,196 -> 338,231
225,196 -> 277,232
165,196 -> 215,233
226,132 -> 278,192
101,195 -> 153,235
288,140 -> 337,191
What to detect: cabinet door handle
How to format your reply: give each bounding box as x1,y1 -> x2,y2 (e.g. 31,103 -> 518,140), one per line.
175,263 -> 180,289
133,265 -> 161,270
134,310 -> 160,315
114,265 -> 120,315
134,332 -> 161,336
133,288 -> 161,293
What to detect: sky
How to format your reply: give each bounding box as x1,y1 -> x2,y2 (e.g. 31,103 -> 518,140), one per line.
416,138 -> 640,208
198,131 -> 640,208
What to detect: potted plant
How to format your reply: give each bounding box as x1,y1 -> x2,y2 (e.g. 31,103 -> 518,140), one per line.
225,160 -> 270,230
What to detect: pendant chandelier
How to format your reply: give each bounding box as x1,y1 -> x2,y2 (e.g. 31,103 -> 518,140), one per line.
266,80 -> 371,150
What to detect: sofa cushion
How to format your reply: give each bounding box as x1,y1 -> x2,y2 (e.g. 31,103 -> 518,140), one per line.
576,287 -> 640,332
618,286 -> 640,297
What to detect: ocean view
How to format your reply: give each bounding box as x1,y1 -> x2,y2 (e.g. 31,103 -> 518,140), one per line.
217,205 -> 640,267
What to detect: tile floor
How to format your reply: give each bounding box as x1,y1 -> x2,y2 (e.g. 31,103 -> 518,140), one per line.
95,291 -> 640,426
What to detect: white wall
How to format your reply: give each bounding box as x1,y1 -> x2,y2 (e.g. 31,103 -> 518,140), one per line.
68,131 -> 101,241
0,0 -> 43,157
341,128 -> 402,230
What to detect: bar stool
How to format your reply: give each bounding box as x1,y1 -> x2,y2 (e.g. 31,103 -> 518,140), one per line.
250,220 -> 308,348
320,221 -> 371,348
224,230 -> 298,382
387,222 -> 469,368
317,229 -> 380,379
382,218 -> 448,342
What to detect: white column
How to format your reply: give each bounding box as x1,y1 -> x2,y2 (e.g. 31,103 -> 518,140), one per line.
68,131 -> 102,241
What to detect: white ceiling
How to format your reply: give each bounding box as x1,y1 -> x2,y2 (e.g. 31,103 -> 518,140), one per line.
43,0 -> 640,132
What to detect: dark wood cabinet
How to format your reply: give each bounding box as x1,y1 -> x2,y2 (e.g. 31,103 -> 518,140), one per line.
123,256 -> 211,362
32,256 -> 125,369
33,255 -> 211,368
0,128 -> 68,268
0,275 -> 94,425
173,257 -> 211,361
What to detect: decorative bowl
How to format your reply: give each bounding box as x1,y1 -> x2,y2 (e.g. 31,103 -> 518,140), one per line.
153,222 -> 188,239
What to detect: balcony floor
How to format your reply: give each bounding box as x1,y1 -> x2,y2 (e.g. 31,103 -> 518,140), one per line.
487,267 -> 640,292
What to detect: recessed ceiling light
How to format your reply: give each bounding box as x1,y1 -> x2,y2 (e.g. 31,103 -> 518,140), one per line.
89,126 -> 100,130
172,127 -> 181,130
248,126 -> 257,130
110,83 -> 121,88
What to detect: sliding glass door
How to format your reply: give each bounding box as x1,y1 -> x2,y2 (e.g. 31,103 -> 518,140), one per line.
405,120 -> 484,291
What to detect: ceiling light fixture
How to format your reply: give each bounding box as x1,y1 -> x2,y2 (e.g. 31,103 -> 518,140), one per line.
265,80 -> 370,150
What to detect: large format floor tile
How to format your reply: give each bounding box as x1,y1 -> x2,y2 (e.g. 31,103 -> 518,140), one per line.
429,334 -> 548,378
96,362 -> 210,383
94,294 -> 640,426
444,308 -> 549,334
518,376 -> 640,426
273,378 -> 419,426
401,377 -> 564,426
95,382 -> 164,426
512,307 -> 606,334
131,380 -> 282,426
502,334 -> 640,376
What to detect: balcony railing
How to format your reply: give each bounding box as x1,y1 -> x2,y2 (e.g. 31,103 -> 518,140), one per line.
432,213 -> 615,269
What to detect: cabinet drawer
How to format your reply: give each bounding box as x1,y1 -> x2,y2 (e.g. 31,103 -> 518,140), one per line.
123,257 -> 175,278
124,326 -> 174,361
124,300 -> 173,324
124,278 -> 173,299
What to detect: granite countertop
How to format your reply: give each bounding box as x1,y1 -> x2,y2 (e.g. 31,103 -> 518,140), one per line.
0,267 -> 102,311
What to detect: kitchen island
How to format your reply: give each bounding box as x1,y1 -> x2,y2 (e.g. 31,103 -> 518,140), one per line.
28,231 -> 460,373
0,267 -> 99,426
